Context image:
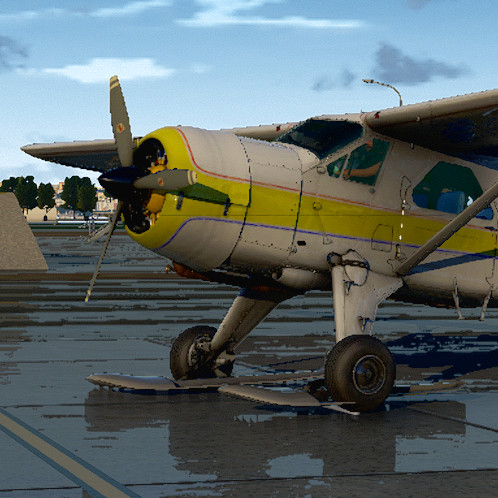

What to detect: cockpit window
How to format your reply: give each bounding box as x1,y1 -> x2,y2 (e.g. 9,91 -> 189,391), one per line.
342,139 -> 390,186
276,119 -> 363,159
412,161 -> 493,219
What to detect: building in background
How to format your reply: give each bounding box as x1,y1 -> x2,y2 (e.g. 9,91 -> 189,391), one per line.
95,189 -> 118,216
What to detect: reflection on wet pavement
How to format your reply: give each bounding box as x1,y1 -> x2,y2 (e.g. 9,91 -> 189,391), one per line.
0,232 -> 497,495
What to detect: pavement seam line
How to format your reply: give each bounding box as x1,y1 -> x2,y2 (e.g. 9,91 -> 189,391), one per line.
0,407 -> 140,498
407,406 -> 498,433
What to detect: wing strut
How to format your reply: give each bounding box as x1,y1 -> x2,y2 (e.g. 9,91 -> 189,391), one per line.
396,180 -> 498,276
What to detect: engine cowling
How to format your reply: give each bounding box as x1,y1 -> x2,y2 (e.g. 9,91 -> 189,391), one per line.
123,125 -> 318,275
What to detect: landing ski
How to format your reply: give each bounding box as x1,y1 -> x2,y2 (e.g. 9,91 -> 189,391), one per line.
86,370 -> 323,391
87,372 -> 463,415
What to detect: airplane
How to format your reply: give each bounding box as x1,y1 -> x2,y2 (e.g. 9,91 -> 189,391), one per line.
22,76 -> 498,412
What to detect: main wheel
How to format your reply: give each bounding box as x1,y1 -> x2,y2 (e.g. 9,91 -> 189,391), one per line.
170,326 -> 216,380
170,326 -> 234,380
325,335 -> 395,412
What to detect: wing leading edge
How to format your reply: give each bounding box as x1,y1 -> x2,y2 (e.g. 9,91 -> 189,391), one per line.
365,88 -> 498,169
21,139 -> 125,173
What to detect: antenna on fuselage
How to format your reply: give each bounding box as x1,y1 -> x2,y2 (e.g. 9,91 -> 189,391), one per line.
362,79 -> 403,107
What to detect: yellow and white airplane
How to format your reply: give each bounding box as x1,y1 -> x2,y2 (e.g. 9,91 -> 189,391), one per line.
22,76 -> 498,411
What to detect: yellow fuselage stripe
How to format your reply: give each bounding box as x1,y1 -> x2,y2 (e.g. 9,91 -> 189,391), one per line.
130,182 -> 495,258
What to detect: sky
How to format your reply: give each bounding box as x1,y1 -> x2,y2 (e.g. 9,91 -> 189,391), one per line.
1,0 -> 497,185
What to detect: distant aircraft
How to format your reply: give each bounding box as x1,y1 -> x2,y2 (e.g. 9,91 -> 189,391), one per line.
22,76 -> 498,411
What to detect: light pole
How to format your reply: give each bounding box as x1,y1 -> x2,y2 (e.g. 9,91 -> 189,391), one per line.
362,79 -> 403,107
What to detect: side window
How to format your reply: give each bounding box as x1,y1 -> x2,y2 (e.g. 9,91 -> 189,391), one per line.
412,162 -> 493,219
342,139 -> 390,186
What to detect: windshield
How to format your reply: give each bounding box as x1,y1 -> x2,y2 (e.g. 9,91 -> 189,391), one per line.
276,119 -> 363,159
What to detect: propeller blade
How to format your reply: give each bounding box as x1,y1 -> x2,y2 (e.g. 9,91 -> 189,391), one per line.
84,201 -> 123,302
133,169 -> 197,191
87,218 -> 114,242
110,76 -> 134,167
86,76 -> 134,302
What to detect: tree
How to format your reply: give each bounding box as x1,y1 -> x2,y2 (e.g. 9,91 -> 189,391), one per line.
0,176 -> 19,192
14,176 -> 38,215
77,182 -> 97,220
61,176 -> 98,219
61,176 -> 80,218
37,183 -> 56,217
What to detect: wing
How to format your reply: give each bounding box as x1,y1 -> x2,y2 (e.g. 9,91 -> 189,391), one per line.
365,88 -> 498,169
21,139 -> 127,173
21,122 -> 296,174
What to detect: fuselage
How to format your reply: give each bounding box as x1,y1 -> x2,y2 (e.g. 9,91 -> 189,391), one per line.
125,117 -> 498,308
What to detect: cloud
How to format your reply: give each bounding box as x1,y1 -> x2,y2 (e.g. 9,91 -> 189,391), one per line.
373,43 -> 468,85
38,58 -> 175,84
407,0 -> 457,9
0,35 -> 27,71
312,69 -> 357,92
177,0 -> 364,28
0,1 -> 170,22
339,69 -> 356,88
0,10 -> 40,23
406,0 -> 438,8
89,0 -> 171,18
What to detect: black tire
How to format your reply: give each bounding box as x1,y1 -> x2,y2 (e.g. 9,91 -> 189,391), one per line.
325,335 -> 395,412
170,326 -> 217,380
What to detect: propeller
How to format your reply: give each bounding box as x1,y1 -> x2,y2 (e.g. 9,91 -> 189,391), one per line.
85,76 -> 197,302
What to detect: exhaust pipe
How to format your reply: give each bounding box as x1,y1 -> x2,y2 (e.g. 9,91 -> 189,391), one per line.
272,268 -> 329,290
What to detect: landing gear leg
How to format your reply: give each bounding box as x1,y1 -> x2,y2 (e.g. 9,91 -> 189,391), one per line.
326,251 -> 402,411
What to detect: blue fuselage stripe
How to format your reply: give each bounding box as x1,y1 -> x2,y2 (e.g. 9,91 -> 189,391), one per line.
153,216 -> 495,273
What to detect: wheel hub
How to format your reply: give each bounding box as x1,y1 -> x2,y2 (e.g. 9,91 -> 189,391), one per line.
352,354 -> 386,394
187,335 -> 211,369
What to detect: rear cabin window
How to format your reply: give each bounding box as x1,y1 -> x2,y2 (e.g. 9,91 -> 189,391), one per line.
276,119 -> 363,159
412,161 -> 493,220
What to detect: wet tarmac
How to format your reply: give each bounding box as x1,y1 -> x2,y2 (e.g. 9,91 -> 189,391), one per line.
0,229 -> 497,496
